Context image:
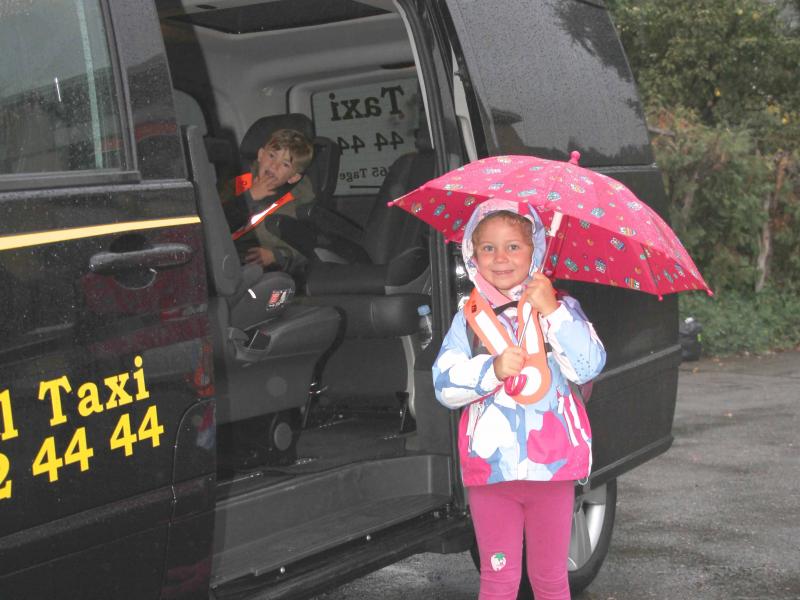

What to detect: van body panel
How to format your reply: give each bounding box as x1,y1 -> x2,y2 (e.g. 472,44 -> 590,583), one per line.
0,0 -> 680,598
0,0 -> 212,596
442,0 -> 655,167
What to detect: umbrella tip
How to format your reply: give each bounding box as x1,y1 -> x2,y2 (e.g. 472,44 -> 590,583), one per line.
569,150 -> 581,165
387,200 -> 396,207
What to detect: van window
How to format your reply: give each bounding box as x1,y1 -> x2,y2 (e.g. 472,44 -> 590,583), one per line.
445,0 -> 653,166
0,0 -> 123,175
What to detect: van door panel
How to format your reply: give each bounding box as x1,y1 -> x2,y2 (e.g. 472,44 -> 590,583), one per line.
0,216 -> 210,590
0,0 -> 213,596
442,0 -> 654,167
110,0 -> 187,180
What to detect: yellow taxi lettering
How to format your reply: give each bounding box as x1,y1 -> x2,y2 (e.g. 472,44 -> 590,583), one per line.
0,452 -> 11,500
7,357 -> 156,496
0,389 -> 20,440
32,436 -> 63,482
137,405 -> 164,448
38,376 -> 71,427
109,406 -> 163,456
103,373 -> 133,409
132,355 -> 150,401
64,427 -> 94,472
77,382 -> 104,417
109,414 -> 136,456
32,428 -> 95,483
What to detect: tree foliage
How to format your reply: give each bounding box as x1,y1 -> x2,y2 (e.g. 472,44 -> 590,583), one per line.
607,0 -> 800,295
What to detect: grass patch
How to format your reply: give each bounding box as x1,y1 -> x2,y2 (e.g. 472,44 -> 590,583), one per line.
679,287 -> 800,357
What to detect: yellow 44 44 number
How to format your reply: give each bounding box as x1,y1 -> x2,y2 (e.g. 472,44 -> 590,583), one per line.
30,406 -> 163,484
109,405 -> 164,457
32,427 -> 94,483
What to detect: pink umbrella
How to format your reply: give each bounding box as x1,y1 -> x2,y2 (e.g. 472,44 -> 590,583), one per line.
388,152 -> 712,299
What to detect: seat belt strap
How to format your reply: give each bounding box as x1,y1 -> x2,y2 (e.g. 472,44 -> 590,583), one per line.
231,190 -> 295,241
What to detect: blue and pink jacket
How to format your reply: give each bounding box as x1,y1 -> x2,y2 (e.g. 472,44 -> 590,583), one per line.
433,199 -> 606,486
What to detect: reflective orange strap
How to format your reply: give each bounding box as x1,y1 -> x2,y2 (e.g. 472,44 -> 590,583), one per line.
463,289 -> 551,405
463,289 -> 512,356
231,191 -> 295,241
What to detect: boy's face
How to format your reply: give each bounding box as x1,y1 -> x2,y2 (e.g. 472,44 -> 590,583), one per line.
256,145 -> 302,189
473,217 -> 533,295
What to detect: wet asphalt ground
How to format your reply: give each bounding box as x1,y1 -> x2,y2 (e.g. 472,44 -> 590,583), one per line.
313,351 -> 800,600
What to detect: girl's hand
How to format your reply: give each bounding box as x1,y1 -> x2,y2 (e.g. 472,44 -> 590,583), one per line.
523,273 -> 559,316
494,346 -> 526,379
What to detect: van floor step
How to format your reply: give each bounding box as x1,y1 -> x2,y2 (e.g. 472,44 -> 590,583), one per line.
212,509 -> 473,600
211,493 -> 450,586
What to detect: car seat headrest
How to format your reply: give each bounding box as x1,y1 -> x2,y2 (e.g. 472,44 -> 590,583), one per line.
414,125 -> 432,152
308,137 -> 341,201
239,113 -> 315,167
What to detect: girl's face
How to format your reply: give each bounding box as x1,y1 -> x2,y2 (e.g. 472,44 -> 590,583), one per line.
473,217 -> 533,295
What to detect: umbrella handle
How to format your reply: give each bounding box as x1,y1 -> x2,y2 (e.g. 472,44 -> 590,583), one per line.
506,211 -> 565,396
540,211 -> 563,277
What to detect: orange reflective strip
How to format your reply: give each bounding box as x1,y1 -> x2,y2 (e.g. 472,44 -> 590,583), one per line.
464,289 -> 551,405
231,191 -> 295,241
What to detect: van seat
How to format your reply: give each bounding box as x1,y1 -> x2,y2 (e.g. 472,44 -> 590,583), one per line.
183,124 -> 341,423
293,135 -> 435,404
301,134 -> 435,341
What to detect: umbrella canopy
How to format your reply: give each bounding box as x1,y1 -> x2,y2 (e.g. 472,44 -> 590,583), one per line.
389,152 -> 712,299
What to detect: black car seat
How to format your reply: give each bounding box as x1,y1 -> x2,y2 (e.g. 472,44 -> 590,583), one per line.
234,113 -> 341,267
182,125 -> 341,427
296,129 -> 436,404
304,126 -> 435,293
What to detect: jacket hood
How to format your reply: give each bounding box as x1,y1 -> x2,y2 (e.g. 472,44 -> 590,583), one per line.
461,198 -> 547,306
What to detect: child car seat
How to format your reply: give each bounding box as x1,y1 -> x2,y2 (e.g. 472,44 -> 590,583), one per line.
238,113 -> 341,214
182,125 -> 341,424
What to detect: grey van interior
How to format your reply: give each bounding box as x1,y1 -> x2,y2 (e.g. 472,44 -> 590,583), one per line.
156,0 -> 453,587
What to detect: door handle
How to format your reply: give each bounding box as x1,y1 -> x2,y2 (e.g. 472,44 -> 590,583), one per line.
89,243 -> 193,275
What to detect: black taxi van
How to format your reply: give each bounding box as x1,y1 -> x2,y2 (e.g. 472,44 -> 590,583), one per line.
0,1 -> 679,598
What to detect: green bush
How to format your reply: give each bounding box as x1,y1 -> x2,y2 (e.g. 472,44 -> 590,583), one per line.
680,287 -> 800,356
608,0 -> 800,355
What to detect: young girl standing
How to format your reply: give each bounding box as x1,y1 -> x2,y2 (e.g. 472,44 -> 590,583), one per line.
433,199 -> 606,600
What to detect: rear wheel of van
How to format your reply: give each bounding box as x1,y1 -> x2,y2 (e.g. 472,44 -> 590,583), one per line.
568,479 -> 617,595
468,480 -> 617,599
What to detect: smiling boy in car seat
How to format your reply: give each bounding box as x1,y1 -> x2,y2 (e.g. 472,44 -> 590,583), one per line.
222,128 -> 314,276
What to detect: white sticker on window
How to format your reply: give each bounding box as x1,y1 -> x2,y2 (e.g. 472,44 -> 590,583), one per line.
312,77 -> 420,195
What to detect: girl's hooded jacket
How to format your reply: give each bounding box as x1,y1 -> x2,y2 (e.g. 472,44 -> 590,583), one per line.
433,199 -> 606,486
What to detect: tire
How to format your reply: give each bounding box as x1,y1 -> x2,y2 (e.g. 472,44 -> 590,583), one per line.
468,479 -> 617,599
568,479 -> 617,595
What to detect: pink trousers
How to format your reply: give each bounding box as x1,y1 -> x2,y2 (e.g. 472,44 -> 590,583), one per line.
469,479 -> 574,600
